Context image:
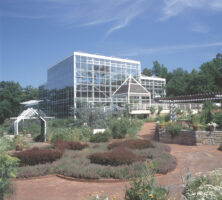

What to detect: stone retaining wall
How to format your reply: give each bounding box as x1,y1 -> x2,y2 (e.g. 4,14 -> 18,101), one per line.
156,127 -> 222,145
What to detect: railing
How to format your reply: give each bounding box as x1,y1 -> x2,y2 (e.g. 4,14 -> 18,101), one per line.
129,103 -> 202,111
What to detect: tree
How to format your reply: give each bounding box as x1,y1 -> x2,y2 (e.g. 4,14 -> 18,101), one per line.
142,68 -> 152,76
166,68 -> 189,96
152,61 -> 168,79
0,81 -> 38,124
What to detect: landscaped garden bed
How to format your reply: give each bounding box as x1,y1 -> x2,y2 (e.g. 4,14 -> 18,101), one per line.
15,139 -> 177,179
155,101 -> 222,146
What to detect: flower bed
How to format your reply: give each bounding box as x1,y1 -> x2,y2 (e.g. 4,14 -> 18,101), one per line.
183,169 -> 222,200
108,139 -> 154,150
88,147 -> 144,166
13,147 -> 63,166
16,141 -> 176,179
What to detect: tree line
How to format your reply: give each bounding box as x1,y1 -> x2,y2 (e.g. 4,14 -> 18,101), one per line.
0,82 -> 38,124
142,53 -> 222,97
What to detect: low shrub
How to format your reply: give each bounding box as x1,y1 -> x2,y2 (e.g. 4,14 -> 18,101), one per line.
108,139 -> 154,150
125,166 -> 169,200
88,147 -> 144,166
90,130 -> 112,143
0,135 -> 29,152
134,146 -> 177,174
110,118 -> 129,139
165,123 -> 182,138
48,127 -> 92,143
144,117 -> 156,122
13,147 -> 63,166
54,140 -> 88,151
127,119 -> 144,137
0,153 -> 19,199
0,137 -> 13,152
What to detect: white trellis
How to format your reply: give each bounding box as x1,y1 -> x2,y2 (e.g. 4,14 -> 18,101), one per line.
13,107 -> 47,142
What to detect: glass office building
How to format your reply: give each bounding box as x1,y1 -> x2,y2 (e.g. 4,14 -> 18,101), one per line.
39,52 -> 141,118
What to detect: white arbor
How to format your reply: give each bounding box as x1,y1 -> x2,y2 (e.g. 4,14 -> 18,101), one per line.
11,100 -> 50,142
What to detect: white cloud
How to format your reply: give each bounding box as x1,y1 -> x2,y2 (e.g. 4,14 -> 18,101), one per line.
122,42 -> 222,56
105,0 -> 148,37
0,0 -> 148,36
160,0 -> 222,21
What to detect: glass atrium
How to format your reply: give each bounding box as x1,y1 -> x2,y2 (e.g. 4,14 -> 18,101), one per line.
39,52 -> 141,117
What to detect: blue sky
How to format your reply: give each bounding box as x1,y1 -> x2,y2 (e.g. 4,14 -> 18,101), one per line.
1,0 -> 222,87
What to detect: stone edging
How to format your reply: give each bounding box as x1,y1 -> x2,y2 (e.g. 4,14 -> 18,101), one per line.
14,174 -> 129,183
14,173 -> 165,183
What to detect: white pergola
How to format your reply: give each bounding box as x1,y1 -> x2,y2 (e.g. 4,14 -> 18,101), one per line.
11,100 -> 51,142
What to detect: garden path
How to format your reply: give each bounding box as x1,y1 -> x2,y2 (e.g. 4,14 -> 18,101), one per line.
9,122 -> 222,200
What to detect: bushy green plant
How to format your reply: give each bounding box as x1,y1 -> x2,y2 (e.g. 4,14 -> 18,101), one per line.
0,153 -> 19,199
157,106 -> 163,116
200,101 -> 213,124
110,118 -> 129,139
125,165 -> 169,200
192,114 -> 201,127
12,135 -> 29,151
48,127 -> 92,143
0,137 -> 13,152
127,118 -> 144,137
150,106 -> 156,115
213,112 -> 222,129
144,118 -> 156,122
183,168 -> 222,200
0,135 -> 29,152
165,123 -> 182,138
90,130 -> 112,143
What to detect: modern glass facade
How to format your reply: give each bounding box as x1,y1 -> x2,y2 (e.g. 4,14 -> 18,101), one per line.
39,52 -> 141,118
140,75 -> 166,99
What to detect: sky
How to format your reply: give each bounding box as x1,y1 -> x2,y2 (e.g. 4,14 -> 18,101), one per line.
1,0 -> 222,87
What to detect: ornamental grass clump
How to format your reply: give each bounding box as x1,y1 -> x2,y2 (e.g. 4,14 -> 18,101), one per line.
13,147 -> 63,166
108,139 -> 154,150
54,140 -> 88,151
88,147 -> 144,166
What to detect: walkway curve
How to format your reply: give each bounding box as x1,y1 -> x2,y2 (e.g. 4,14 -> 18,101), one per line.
9,122 -> 222,200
